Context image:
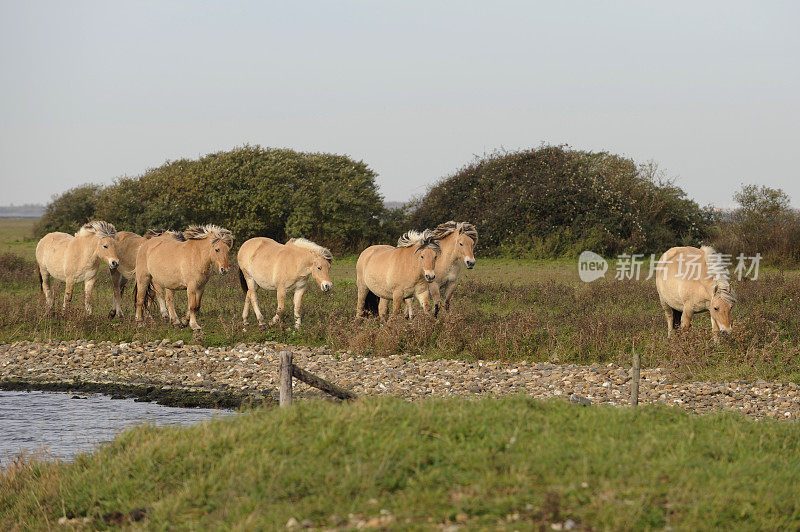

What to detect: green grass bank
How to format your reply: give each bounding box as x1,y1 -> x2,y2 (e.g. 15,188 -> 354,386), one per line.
2,397 -> 799,530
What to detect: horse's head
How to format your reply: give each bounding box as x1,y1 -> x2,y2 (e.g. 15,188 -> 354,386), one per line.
210,238 -> 232,274
416,234 -> 441,283
711,281 -> 737,334
433,221 -> 478,269
96,235 -> 120,270
311,253 -> 333,292
80,221 -> 119,269
454,226 -> 477,269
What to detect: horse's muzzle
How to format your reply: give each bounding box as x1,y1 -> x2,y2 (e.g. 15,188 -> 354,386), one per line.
465,258 -> 476,269
109,260 -> 119,270
424,272 -> 436,282
219,267 -> 229,275
321,281 -> 333,292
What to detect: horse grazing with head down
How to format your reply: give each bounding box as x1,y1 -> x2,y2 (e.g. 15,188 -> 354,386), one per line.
356,230 -> 440,319
655,245 -> 737,337
238,237 -> 333,329
135,225 -> 233,330
405,221 -> 477,316
36,221 -> 120,315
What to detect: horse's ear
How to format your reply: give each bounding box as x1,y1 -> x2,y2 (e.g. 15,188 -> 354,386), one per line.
713,284 -> 719,295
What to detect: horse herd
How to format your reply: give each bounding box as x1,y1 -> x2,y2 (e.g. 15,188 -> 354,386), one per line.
34,220 -> 736,336
34,220 -> 478,331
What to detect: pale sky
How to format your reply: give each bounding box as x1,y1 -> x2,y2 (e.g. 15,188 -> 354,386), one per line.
1,1 -> 798,207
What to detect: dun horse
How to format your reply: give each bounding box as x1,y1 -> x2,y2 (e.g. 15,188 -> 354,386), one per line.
135,225 -> 233,330
238,237 -> 333,329
655,246 -> 737,337
356,230 -> 440,319
35,221 -> 120,315
406,221 -> 477,316
110,229 -> 177,320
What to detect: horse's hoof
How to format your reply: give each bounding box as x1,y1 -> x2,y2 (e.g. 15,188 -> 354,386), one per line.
258,323 -> 267,330
162,317 -> 170,324
108,309 -> 116,319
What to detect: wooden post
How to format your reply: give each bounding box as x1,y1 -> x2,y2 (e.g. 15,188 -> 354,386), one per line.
630,352 -> 641,407
291,365 -> 357,401
279,351 -> 293,407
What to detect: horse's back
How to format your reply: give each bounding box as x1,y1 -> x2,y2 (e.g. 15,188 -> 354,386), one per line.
36,232 -> 73,277
656,246 -> 710,310
238,237 -> 282,272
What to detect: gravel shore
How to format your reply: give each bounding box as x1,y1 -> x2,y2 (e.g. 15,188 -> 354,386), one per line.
2,340 -> 798,420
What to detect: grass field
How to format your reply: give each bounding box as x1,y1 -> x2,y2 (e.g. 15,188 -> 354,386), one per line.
2,397 -> 799,530
2,218 -> 800,384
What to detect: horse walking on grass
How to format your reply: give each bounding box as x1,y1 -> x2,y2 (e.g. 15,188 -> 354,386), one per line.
356,230 -> 440,319
35,221 -> 120,315
135,225 -> 233,330
238,237 -> 333,329
655,245 -> 737,337
405,221 -> 477,317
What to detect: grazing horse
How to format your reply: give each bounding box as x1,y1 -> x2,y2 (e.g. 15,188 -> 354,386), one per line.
655,246 -> 737,337
405,221 -> 477,316
135,225 -> 233,330
238,237 -> 333,329
356,230 -> 440,319
35,221 -> 120,315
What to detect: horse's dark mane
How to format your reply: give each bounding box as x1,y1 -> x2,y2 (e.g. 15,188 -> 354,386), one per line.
431,221 -> 478,243
145,228 -> 185,241
184,225 -> 233,247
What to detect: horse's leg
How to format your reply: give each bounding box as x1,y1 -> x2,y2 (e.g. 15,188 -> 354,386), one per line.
405,297 -> 414,319
62,277 -> 75,314
390,291 -> 404,317
134,273 -> 151,326
150,284 -> 168,321
680,305 -> 693,332
165,289 -> 181,326
415,290 -> 434,315
39,266 -> 54,312
660,299 -> 674,338
293,287 -> 306,329
269,287 -> 286,326
379,297 -> 390,320
187,286 -> 201,330
442,281 -> 458,310
84,276 -> 96,316
109,269 -> 122,319
356,282 -> 367,318
427,282 -> 443,315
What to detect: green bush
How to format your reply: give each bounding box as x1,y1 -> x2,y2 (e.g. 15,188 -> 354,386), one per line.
33,184 -> 102,237
408,146 -> 712,257
35,146 -> 390,253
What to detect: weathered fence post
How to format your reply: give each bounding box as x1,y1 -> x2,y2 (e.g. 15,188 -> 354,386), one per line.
630,352 -> 641,407
279,350 -> 293,407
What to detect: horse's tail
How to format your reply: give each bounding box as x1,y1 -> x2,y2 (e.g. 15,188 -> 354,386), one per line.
36,266 -> 42,292
133,280 -> 155,311
672,308 -> 682,329
364,290 -> 380,315
238,268 -> 249,294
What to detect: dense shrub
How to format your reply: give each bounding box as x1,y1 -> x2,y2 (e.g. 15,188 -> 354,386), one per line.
408,146 -> 712,257
710,185 -> 800,266
34,147 -> 391,252
33,184 -> 102,236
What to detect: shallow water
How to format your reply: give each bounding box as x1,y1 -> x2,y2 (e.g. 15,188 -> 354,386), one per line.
0,390 -> 230,463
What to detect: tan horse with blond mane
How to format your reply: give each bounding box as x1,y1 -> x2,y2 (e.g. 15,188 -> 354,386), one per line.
356,230 -> 441,319
109,230 -> 175,320
655,245 -> 737,337
135,225 -> 233,330
238,237 -> 333,329
36,221 -> 120,315
405,221 -> 477,316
